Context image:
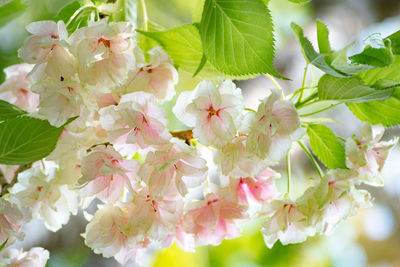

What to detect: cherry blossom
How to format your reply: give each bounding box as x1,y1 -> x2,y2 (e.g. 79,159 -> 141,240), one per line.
0,198 -> 31,248
173,80 -> 244,147
346,124 -> 398,186
138,139 -> 207,196
182,187 -> 248,246
9,167 -> 78,232
213,135 -> 274,178
83,203 -> 142,264
260,199 -> 315,248
78,145 -> 139,202
99,92 -> 171,148
0,64 -> 38,112
18,20 -> 68,64
119,47 -> 178,100
2,247 -> 49,267
69,21 -> 136,88
247,89 -> 301,160
230,169 -> 280,205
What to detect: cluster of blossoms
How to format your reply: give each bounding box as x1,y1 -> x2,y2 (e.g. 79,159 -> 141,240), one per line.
0,19 -> 397,266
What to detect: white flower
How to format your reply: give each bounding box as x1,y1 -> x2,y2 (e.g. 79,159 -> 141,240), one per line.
0,64 -> 38,112
18,20 -> 68,64
138,139 -> 207,196
173,80 -> 244,147
9,167 -> 78,232
119,47 -> 178,100
69,21 -> 136,89
99,92 -> 171,148
246,90 -> 300,160
260,199 -> 315,248
346,124 -> 398,186
3,247 -> 49,267
83,203 -> 142,264
213,136 -> 274,178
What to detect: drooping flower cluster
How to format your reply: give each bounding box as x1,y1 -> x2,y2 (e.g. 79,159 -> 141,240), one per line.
0,18 -> 397,266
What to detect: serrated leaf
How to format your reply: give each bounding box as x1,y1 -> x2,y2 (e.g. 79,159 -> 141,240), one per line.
0,117 -> 65,165
347,89 -> 400,126
307,124 -> 346,169
316,20 -> 331,54
329,44 -> 373,75
137,24 -> 222,79
0,100 -> 27,122
199,0 -> 281,77
291,22 -> 346,77
0,0 -> 27,28
318,74 -> 393,102
349,33 -> 394,68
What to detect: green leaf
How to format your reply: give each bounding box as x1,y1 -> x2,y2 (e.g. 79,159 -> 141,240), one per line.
199,0 -> 281,77
346,56 -> 400,126
307,124 -> 346,169
328,44 -> 372,75
0,0 -> 27,28
349,33 -> 394,68
347,89 -> 400,126
0,100 -> 27,122
0,239 -> 7,252
0,117 -> 65,165
385,30 -> 400,55
291,22 -> 346,77
316,20 -> 331,54
137,24 -> 221,79
318,74 -> 393,102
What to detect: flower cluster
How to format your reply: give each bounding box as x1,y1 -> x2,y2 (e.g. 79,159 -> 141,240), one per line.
0,19 -> 397,266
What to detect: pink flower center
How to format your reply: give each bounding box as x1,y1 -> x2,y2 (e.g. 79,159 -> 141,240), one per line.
98,37 -> 111,48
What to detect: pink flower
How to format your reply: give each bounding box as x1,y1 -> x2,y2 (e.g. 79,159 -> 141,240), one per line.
182,188 -> 247,246
247,90 -> 300,160
173,80 -> 244,147
0,198 -> 31,247
3,247 -> 49,267
232,169 -> 279,205
139,139 -> 207,196
0,63 -> 39,112
120,47 -> 178,100
78,145 -> 139,202
99,92 -> 171,148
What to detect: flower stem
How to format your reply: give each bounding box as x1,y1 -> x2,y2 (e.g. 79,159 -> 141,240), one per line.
297,141 -> 324,178
298,64 -> 308,102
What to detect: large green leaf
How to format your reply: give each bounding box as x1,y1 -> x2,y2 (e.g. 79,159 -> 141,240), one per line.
138,24 -> 221,79
307,124 -> 346,169
346,56 -> 400,126
0,100 -> 27,122
349,33 -> 393,68
0,117 -> 65,165
347,89 -> 400,126
199,0 -> 280,77
0,0 -> 27,28
291,22 -> 346,77
318,74 -> 393,102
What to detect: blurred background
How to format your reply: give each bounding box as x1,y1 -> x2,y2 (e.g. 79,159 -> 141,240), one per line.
1,0 -> 400,266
